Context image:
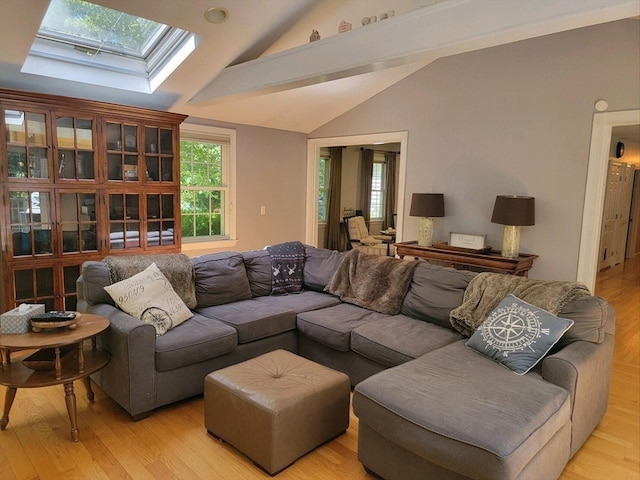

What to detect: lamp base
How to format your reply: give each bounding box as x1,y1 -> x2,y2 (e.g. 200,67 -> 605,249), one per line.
418,217 -> 434,247
501,225 -> 521,258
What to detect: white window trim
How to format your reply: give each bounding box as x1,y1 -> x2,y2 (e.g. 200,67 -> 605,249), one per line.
179,123 -> 237,252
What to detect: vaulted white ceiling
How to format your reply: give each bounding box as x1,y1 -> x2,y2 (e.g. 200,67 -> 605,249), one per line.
0,0 -> 638,133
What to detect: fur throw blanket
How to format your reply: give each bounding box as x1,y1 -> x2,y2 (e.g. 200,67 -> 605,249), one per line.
103,254 -> 197,309
325,249 -> 418,315
449,272 -> 591,336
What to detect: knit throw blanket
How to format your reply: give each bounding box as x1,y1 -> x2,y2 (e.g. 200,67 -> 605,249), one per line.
103,254 -> 197,309
449,272 -> 591,336
325,249 -> 418,315
267,241 -> 306,294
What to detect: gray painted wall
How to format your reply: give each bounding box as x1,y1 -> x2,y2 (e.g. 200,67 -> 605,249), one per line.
310,19 -> 640,281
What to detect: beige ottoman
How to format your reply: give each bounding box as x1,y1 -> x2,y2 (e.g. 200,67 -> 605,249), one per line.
204,349 -> 351,475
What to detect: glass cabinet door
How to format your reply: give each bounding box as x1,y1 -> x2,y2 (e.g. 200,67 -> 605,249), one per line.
55,116 -> 95,180
108,192 -> 141,249
146,193 -> 176,247
5,109 -> 50,180
107,122 -> 139,182
144,127 -> 174,182
8,189 -> 54,257
59,192 -> 98,253
13,265 -> 56,311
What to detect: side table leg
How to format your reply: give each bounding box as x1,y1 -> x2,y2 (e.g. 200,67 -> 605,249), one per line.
63,382 -> 79,442
84,376 -> 95,402
1,387 -> 17,430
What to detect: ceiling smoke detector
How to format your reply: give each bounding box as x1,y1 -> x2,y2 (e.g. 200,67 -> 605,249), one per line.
204,7 -> 229,24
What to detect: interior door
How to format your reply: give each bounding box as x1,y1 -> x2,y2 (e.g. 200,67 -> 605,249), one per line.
598,161 -> 623,270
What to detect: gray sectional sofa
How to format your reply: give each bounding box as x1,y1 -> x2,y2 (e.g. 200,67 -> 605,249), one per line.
76,244 -> 615,480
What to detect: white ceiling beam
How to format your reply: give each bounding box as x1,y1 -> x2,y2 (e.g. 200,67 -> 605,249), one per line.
188,0 -> 639,106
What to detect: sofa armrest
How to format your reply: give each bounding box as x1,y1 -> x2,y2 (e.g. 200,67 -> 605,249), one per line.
80,300 -> 157,419
541,334 -> 614,457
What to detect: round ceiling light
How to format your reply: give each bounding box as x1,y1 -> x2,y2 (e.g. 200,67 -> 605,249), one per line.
204,7 -> 229,24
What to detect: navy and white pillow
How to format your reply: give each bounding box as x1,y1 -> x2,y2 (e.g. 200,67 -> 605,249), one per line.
466,294 -> 574,375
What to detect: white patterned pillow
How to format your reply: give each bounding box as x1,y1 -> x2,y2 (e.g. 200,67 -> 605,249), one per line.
104,263 -> 193,335
466,294 -> 573,375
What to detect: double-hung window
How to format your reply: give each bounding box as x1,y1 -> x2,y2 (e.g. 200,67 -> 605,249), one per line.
179,125 -> 236,249
370,153 -> 387,220
318,153 -> 331,223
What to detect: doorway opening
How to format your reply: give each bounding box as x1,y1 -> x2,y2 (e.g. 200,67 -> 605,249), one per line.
305,132 -> 408,247
578,109 -> 640,292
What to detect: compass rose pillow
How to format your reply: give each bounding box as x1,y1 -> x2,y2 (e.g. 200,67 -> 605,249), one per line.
466,294 -> 574,375
104,262 -> 193,336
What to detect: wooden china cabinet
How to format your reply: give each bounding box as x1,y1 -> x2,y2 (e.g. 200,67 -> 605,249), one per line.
0,88 -> 187,313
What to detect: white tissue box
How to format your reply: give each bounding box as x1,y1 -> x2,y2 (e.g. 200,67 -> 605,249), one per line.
0,304 -> 46,334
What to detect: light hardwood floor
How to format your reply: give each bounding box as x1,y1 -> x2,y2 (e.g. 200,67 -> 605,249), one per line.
1,257 -> 638,480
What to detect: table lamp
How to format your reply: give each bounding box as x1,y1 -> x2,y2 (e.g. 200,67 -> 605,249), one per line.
409,193 -> 445,246
491,195 -> 535,258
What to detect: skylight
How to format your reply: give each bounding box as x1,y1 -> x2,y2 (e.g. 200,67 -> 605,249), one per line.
23,0 -> 198,94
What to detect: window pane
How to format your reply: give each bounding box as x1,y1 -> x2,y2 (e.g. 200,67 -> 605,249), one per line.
40,0 -> 168,58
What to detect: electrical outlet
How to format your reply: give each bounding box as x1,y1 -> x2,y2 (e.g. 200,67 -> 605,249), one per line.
260,205 -> 266,215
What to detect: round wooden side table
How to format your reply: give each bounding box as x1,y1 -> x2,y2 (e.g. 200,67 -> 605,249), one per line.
0,313 -> 110,442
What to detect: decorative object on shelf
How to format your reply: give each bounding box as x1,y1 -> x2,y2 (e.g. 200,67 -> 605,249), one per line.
449,232 -> 487,251
309,30 -> 321,42
409,193 -> 445,247
491,195 -> 535,258
380,10 -> 395,20
615,141 -> 625,158
338,21 -> 352,33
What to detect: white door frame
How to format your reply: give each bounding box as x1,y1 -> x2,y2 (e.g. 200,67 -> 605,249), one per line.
305,131 -> 409,247
577,109 -> 640,291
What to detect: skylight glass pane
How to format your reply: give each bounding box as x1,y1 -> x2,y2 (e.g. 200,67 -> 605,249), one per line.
39,0 -> 168,59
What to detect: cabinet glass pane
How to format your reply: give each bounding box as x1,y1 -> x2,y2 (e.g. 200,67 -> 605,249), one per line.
160,128 -> 172,153
28,147 -> 48,178
124,125 -> 137,152
77,119 -> 93,149
57,117 -> 75,148
146,156 -> 160,181
145,126 -> 159,153
10,191 -> 53,256
107,122 -> 122,150
161,157 -> 173,181
8,146 -> 27,177
108,153 -> 122,180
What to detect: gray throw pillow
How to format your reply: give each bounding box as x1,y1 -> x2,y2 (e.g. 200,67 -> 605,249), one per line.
242,249 -> 272,297
303,245 -> 346,292
466,294 -> 574,375
193,252 -> 252,307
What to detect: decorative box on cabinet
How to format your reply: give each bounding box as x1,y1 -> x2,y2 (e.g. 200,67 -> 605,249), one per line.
0,88 -> 187,313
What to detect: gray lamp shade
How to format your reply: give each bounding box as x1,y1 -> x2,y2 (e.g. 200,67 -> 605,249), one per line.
491,195 -> 535,226
410,193 -> 445,218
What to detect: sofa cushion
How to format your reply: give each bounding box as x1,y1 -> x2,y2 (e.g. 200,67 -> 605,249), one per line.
555,295 -> 614,347
400,262 -> 476,330
252,290 -> 341,313
466,295 -> 574,375
242,249 -> 272,297
296,303 -> 389,352
193,252 -> 252,307
196,299 -> 296,344
351,315 -> 463,368
155,313 -> 238,371
353,340 -> 571,480
104,263 -> 193,336
81,260 -> 114,306
303,245 -> 347,292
